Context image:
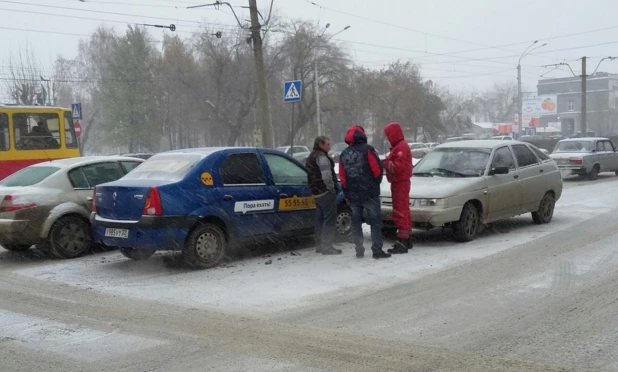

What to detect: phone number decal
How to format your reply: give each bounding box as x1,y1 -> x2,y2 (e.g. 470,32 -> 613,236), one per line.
279,196 -> 316,211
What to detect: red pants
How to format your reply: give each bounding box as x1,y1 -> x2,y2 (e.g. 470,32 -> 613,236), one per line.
391,180 -> 412,239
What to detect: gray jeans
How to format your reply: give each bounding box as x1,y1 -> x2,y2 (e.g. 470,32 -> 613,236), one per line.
314,192 -> 337,252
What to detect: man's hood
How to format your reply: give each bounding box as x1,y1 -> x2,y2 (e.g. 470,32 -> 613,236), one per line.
384,122 -> 405,147
345,125 -> 368,145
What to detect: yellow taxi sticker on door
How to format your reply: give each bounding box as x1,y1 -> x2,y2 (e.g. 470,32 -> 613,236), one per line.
200,172 -> 214,186
279,196 -> 316,211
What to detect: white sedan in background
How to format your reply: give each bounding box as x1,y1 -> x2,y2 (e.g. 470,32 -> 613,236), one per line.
0,156 -> 144,257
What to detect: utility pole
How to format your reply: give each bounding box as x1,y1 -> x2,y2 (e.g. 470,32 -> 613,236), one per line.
314,56 -> 322,136
517,64 -> 522,139
248,0 -> 274,148
581,56 -> 587,134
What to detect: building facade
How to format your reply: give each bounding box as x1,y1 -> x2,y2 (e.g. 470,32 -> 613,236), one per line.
537,73 -> 618,136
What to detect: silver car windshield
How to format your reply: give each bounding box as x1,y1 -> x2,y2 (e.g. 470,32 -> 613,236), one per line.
414,148 -> 491,177
554,141 -> 593,153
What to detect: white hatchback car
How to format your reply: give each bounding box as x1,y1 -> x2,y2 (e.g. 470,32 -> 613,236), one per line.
0,156 -> 144,257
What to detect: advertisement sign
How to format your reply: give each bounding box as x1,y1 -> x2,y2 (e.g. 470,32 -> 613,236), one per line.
522,94 -> 558,117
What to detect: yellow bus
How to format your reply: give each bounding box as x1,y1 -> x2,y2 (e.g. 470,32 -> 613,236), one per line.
0,105 -> 81,180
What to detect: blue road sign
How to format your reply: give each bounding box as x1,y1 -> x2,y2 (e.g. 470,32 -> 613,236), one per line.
71,103 -> 82,120
283,80 -> 302,103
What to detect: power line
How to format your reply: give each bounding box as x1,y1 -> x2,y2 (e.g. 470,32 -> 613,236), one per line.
0,0 -> 238,28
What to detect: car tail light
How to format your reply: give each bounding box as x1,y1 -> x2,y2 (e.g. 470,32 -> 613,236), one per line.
569,158 -> 583,165
92,188 -> 97,213
0,195 -> 37,212
142,187 -> 163,216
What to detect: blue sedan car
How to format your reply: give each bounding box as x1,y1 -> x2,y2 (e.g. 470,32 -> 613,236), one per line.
91,147 -> 351,269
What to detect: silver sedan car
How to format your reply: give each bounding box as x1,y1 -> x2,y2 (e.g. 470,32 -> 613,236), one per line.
549,137 -> 618,180
380,140 -> 563,242
0,156 -> 144,257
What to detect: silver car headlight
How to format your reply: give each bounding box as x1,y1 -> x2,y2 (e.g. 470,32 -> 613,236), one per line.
411,198 -> 447,208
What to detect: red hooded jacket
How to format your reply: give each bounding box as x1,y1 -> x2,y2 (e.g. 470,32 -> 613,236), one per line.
383,122 -> 412,183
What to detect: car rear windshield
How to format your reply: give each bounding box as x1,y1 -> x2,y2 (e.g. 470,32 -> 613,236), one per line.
122,154 -> 202,181
554,141 -> 593,153
0,166 -> 61,186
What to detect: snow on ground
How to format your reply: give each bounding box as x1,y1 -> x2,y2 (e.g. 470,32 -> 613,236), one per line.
12,178 -> 618,317
0,310 -> 165,362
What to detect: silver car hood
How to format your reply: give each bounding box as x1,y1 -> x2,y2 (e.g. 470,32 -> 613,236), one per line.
380,177 -> 487,199
550,152 -> 590,159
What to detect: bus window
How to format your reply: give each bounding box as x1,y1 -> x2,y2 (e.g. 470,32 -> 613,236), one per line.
0,114 -> 8,151
63,111 -> 78,148
13,113 -> 61,150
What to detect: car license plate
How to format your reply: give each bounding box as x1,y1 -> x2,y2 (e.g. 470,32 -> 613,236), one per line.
279,196 -> 316,211
104,228 -> 129,239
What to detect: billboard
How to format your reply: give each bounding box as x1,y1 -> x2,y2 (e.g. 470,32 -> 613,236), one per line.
522,94 -> 557,117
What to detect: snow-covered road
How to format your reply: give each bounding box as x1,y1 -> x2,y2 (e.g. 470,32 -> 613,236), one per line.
9,175 -> 618,317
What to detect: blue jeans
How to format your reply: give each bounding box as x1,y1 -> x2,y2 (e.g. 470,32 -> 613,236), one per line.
314,192 -> 337,252
349,196 -> 383,254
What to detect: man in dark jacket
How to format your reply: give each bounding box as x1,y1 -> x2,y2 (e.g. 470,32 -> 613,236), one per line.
383,122 -> 413,254
339,125 -> 390,259
306,136 -> 342,255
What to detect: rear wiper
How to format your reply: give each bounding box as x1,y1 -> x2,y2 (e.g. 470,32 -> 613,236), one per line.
431,168 -> 466,177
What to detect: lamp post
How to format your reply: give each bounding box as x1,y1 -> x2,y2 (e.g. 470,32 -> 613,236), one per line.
517,41 -> 546,138
315,25 -> 350,136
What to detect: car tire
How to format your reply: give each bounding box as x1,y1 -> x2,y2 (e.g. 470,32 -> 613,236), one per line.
532,192 -> 555,225
336,205 -> 352,237
184,223 -> 227,269
120,248 -> 156,260
2,244 -> 31,252
452,203 -> 480,242
588,165 -> 600,181
46,216 -> 92,259
381,227 -> 398,239
615,170 -> 618,177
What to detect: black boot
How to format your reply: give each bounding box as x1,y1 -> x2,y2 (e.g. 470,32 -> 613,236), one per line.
372,249 -> 391,259
388,238 -> 409,254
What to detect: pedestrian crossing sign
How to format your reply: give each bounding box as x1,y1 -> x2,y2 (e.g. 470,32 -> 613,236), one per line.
71,103 -> 82,120
283,80 -> 302,103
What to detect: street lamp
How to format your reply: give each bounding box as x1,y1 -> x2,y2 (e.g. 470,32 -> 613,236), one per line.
315,25 -> 351,136
40,76 -> 51,106
517,41 -> 546,138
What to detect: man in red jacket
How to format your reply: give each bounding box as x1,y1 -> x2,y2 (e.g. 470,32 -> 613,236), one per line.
382,122 -> 413,254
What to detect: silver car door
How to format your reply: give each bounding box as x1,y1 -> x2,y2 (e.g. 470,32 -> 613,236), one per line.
485,146 -> 521,221
511,144 -> 543,213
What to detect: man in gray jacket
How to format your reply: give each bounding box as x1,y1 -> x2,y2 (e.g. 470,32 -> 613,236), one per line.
306,136 -> 342,255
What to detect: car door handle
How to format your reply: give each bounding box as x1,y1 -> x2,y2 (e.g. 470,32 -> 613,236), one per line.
222,195 -> 233,201
280,193 -> 289,198
86,196 -> 93,201
539,169 -> 544,173
514,175 -> 519,179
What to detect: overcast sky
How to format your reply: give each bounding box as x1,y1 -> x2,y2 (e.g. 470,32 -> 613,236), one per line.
1,0 -> 618,95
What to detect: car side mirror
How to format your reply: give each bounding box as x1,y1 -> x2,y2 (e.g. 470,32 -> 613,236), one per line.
489,166 -> 509,175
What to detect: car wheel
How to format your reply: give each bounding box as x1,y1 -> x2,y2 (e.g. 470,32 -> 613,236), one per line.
532,192 -> 555,225
588,165 -> 600,181
336,205 -> 352,237
120,248 -> 156,260
184,223 -> 227,269
46,216 -> 92,259
615,170 -> 618,177
381,227 -> 398,238
452,203 -> 480,242
2,244 -> 31,252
